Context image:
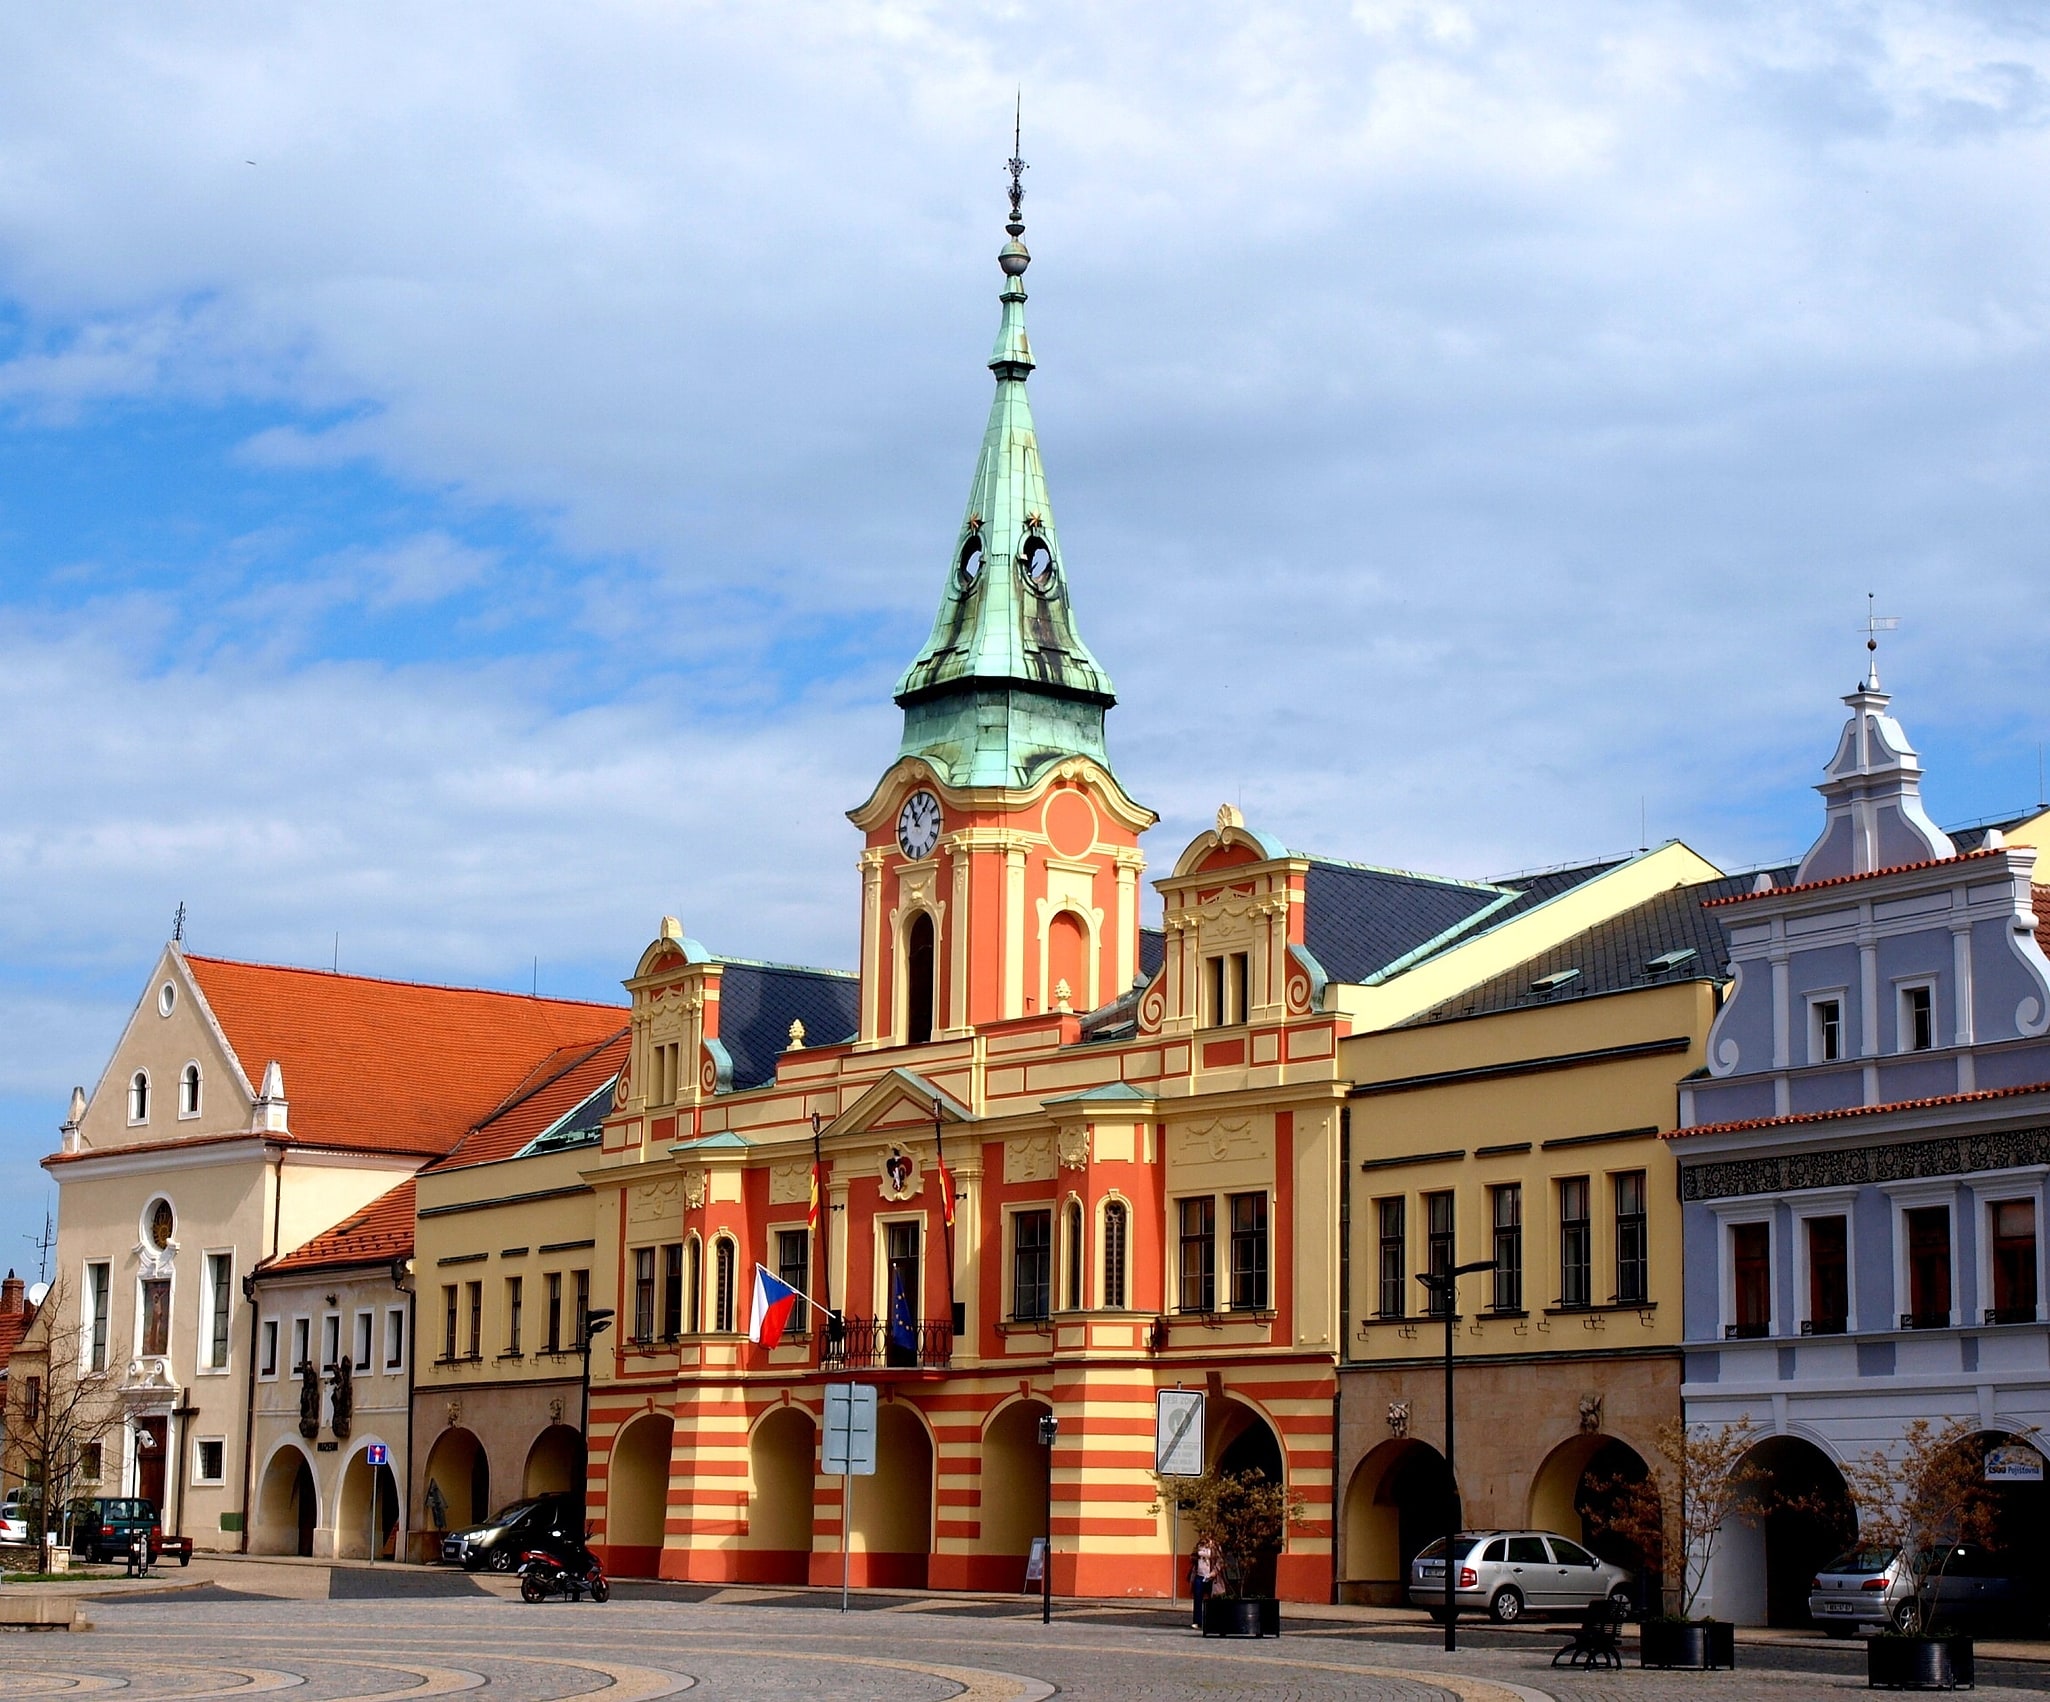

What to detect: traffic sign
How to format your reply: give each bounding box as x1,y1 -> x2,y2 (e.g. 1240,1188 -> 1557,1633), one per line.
365,1443 -> 389,1467
822,1383 -> 877,1476
1155,1389 -> 1205,1477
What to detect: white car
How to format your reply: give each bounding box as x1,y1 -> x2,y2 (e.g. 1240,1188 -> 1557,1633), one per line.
0,1493 -> 36,1545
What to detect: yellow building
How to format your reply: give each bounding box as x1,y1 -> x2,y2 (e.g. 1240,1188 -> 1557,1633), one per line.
1334,861 -> 1752,1610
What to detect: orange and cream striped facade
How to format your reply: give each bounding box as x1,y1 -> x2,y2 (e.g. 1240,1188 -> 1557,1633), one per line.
581,799 -> 1349,1601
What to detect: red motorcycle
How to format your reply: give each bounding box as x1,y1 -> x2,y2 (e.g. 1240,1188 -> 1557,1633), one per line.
517,1539 -> 609,1603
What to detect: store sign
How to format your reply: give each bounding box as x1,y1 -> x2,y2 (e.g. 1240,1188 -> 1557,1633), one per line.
1984,1444 -> 2043,1483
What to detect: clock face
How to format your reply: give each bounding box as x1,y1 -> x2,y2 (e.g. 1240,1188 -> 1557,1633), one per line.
896,790 -> 942,860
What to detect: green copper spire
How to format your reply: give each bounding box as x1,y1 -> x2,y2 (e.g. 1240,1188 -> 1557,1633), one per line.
893,132 -> 1117,790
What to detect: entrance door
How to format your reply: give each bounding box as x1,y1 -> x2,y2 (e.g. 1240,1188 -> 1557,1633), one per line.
294,1458 -> 316,1557
885,1221 -> 922,1367
135,1418 -> 167,1513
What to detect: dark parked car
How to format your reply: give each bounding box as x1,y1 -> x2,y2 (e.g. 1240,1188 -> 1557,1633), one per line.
66,1497 -> 161,1564
440,1493 -> 577,1571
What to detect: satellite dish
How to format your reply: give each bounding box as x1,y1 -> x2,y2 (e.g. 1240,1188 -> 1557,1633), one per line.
26,1283 -> 48,1307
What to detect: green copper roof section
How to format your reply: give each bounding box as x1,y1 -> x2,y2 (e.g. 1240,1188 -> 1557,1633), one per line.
892,194 -> 1117,790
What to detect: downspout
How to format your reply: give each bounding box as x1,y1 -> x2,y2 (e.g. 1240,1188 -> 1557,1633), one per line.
396,1256 -> 416,1564
1333,1104 -> 1351,1606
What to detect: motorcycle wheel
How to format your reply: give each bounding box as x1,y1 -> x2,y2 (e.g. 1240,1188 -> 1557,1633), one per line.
490,1547 -> 517,1573
520,1572 -> 545,1604
591,1578 -> 610,1603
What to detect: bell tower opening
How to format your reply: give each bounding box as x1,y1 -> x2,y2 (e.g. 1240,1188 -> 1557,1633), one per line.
905,913 -> 936,1045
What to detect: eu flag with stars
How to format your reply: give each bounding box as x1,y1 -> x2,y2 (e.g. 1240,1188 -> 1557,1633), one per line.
888,1266 -> 917,1356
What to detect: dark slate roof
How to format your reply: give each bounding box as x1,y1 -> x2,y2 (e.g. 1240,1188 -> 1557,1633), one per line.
1299,860 -> 1511,985
1478,857 -> 1628,925
1403,867 -> 1796,1026
718,961 -> 860,1089
1948,813 -> 2037,853
1140,927 -> 1166,980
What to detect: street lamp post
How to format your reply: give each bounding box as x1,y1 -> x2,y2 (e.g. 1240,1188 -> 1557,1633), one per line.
1417,1258 -> 1495,1654
578,1307 -> 615,1530
1037,1412 -> 1059,1624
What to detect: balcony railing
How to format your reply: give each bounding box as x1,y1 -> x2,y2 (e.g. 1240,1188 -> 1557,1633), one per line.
1900,1310 -> 1951,1331
1985,1306 -> 2036,1326
1801,1316 -> 1848,1336
1723,1321 -> 1770,1340
821,1314 -> 952,1370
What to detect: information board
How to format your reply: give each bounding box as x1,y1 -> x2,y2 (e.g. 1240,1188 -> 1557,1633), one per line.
1155,1389 -> 1206,1477
822,1382 -> 878,1476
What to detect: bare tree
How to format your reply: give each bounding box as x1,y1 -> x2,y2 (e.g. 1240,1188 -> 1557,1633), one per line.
1840,1418 -> 2011,1637
2,1281 -> 125,1574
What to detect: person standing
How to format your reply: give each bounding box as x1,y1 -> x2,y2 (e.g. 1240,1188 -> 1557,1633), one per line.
1190,1538 -> 1218,1630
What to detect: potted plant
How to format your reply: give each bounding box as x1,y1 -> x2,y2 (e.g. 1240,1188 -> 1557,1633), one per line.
1154,1466 -> 1306,1638
1842,1418 -> 2014,1691
1587,1415 -> 1778,1670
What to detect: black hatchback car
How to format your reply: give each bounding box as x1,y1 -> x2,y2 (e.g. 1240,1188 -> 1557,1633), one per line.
66,1497 -> 161,1564
440,1493 -> 577,1571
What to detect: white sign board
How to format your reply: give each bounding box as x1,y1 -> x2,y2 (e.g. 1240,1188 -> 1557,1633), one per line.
1986,1443 -> 2044,1483
823,1382 -> 878,1476
1155,1389 -> 1206,1477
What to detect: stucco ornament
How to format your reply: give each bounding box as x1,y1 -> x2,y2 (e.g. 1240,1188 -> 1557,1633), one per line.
682,1170 -> 707,1211
1056,1123 -> 1089,1171
1386,1400 -> 1410,1438
880,1145 -> 919,1201
298,1360 -> 321,1441
1578,1392 -> 1604,1434
331,1357 -> 354,1441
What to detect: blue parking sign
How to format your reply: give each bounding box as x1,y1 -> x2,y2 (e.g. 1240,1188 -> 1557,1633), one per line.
366,1443 -> 388,1466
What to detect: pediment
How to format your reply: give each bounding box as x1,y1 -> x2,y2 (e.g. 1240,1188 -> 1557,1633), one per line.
824,1067 -> 973,1142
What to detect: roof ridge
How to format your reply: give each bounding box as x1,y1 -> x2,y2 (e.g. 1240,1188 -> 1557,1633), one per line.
1703,846 -> 2008,908
1292,855 -> 1508,893
1672,1076 -> 2050,1139
470,1027 -> 630,1134
710,956 -> 859,980
183,953 -> 627,1012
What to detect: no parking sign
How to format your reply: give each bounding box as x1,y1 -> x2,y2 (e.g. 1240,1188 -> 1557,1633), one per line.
366,1443 -> 389,1466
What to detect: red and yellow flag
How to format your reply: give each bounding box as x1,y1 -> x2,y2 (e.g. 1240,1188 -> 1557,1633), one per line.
807,1162 -> 822,1233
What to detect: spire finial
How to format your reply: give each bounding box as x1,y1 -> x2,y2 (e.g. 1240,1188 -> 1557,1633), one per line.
1860,592 -> 1898,690
1007,92 -> 1026,233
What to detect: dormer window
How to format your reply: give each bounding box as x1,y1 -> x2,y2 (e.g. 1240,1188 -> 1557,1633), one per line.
1899,982 -> 1936,1053
1809,997 -> 1843,1064
1529,968 -> 1581,998
128,1070 -> 150,1124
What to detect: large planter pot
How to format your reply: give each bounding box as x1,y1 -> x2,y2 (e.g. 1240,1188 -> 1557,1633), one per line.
1202,1596 -> 1281,1638
1639,1619 -> 1736,1670
1868,1636 -> 1974,1691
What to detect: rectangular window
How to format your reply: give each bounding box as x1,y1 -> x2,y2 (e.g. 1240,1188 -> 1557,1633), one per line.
441,1287 -> 457,1362
85,1262 -> 110,1372
1229,952 -> 1249,1024
1901,983 -> 1936,1052
1206,956 -> 1224,1027
1614,1171 -> 1648,1305
194,1439 -> 224,1484
206,1253 -> 232,1370
1558,1178 -> 1591,1309
573,1270 -> 590,1347
1491,1184 -> 1522,1312
1424,1191 -> 1454,1316
1807,1215 -> 1849,1333
544,1272 -> 563,1353
505,1277 -> 523,1354
320,1313 -> 340,1369
632,1247 -> 656,1342
776,1230 -> 810,1335
1730,1220 -> 1770,1336
1229,1192 -> 1269,1311
1012,1209 -> 1052,1322
1376,1197 -> 1406,1318
465,1282 -> 482,1357
1905,1205 -> 1951,1327
260,1319 -> 279,1379
140,1279 -> 171,1357
1811,997 -> 1843,1064
661,1244 -> 683,1339
1990,1200 -> 2038,1324
293,1315 -> 311,1372
384,1306 -> 406,1372
23,1377 -> 40,1425
1178,1196 -> 1216,1314
79,1443 -> 101,1483
352,1309 -> 372,1370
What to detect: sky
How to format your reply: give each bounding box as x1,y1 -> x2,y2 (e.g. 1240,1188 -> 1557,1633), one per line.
4,2 -> 2050,1268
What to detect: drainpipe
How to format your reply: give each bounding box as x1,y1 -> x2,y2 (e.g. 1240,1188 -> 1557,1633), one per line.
394,1254 -> 415,1563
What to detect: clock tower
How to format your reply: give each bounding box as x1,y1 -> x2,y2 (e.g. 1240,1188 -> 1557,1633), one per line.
848,152 -> 1154,1049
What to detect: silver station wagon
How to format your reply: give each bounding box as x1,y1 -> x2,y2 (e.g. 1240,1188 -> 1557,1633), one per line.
1410,1530 -> 1634,1624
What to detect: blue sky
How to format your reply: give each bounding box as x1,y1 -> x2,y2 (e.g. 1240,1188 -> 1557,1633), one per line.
4,2 -> 2050,1266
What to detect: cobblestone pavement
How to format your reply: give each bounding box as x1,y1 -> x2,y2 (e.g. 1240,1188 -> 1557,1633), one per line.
1,1585 -> 2046,1700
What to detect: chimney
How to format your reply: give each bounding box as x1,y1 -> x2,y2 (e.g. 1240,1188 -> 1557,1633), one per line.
253,1060 -> 289,1134
1,1270 -> 21,1315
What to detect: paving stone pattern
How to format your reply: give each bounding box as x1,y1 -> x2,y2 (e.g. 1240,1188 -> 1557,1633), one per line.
2,1589 -> 2047,1701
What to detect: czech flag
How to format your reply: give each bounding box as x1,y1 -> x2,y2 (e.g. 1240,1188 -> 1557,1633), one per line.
749,1265 -> 801,1349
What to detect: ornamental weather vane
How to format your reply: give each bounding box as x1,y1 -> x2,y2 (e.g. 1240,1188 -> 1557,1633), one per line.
1007,94 -> 1026,232
1861,592 -> 1899,688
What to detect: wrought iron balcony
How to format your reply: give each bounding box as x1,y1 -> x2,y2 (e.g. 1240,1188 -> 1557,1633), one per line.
821,1314 -> 952,1370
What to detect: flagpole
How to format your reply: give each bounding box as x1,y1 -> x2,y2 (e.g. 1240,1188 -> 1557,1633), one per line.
811,1111 -> 836,1358
932,1095 -> 957,1334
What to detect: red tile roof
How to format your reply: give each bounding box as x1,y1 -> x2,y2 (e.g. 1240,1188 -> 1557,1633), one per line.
0,1301 -> 37,1377
1670,1077 -> 2050,1140
264,1178 -> 416,1274
1703,847 -> 2007,908
184,955 -> 626,1158
431,1030 -> 628,1172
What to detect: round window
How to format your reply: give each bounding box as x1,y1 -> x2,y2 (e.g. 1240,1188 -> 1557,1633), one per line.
958,534 -> 984,586
146,1199 -> 174,1250
1020,536 -> 1056,591
157,982 -> 176,1017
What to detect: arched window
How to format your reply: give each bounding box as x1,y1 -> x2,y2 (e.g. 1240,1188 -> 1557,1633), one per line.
128,1071 -> 150,1124
1103,1200 -> 1128,1310
905,913 -> 936,1046
180,1063 -> 202,1118
1064,1200 -> 1084,1311
713,1238 -> 736,1333
1019,535 -> 1055,591
958,534 -> 984,585
687,1236 -> 703,1334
